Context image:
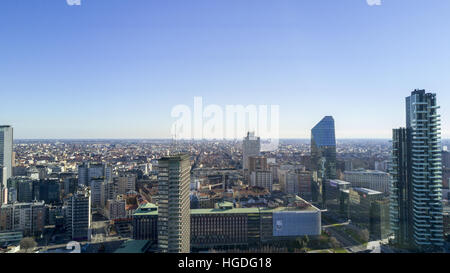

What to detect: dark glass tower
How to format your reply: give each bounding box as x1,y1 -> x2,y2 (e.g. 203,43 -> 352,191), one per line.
311,116 -> 337,205
390,90 -> 444,252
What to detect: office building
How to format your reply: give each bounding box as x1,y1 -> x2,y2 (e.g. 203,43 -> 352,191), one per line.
106,198 -> 126,220
157,154 -> 191,253
115,174 -> 136,195
65,187 -> 91,241
0,166 -> 6,193
344,170 -> 391,194
242,132 -> 261,171
349,188 -> 390,240
132,203 -> 158,242
248,156 -> 268,173
324,180 -> 351,219
35,178 -> 61,204
311,116 -> 337,179
0,201 -> 46,237
77,162 -> 112,186
250,171 -> 273,192
0,126 -> 13,187
132,200 -> 321,250
90,178 -> 106,208
390,90 -> 444,251
311,116 -> 337,205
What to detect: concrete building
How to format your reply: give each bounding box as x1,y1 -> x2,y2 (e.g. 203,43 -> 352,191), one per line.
250,171 -> 273,192
89,178 -> 105,208
115,174 -> 136,195
344,170 -> 390,194
65,187 -> 91,241
0,201 -> 46,237
242,132 -> 261,171
132,200 -> 322,250
78,162 -> 112,186
132,203 -> 158,242
157,154 -> 191,253
106,198 -> 126,220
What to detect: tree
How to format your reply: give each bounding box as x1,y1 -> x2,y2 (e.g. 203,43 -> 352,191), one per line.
329,237 -> 341,249
358,229 -> 370,243
20,237 -> 37,253
303,235 -> 310,247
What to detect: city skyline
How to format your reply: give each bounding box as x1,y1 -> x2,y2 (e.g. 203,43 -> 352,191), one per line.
1,1 -> 450,139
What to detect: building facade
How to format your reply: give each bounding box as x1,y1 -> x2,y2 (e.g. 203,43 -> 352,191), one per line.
65,188 -> 91,241
344,170 -> 391,194
242,132 -> 261,171
390,90 -> 444,251
157,154 -> 191,253
0,126 -> 13,188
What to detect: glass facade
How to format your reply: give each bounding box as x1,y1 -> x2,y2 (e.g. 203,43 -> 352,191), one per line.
0,126 -> 13,188
311,116 -> 337,205
390,90 -> 444,252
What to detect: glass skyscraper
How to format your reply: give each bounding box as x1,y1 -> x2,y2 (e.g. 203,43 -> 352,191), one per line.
0,126 -> 13,188
390,90 -> 444,252
311,116 -> 337,205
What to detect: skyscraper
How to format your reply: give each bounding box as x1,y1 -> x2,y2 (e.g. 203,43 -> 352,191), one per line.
157,154 -> 191,253
311,116 -> 337,205
311,116 -> 337,178
390,90 -> 444,251
0,126 -> 13,188
242,132 -> 261,171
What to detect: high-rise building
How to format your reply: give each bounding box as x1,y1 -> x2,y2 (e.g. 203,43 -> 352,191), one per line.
242,132 -> 261,171
311,116 -> 337,179
390,90 -> 444,251
311,116 -> 337,206
65,187 -> 91,241
157,154 -> 191,253
0,126 -> 13,188
90,178 -> 106,208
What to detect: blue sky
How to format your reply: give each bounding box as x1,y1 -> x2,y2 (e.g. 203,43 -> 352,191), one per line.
1,0 -> 450,139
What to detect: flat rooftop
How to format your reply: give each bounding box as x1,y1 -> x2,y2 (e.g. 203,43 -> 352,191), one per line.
353,187 -> 383,195
329,180 -> 351,186
133,203 -> 319,217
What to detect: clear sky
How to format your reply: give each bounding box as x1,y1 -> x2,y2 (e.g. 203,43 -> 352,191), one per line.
1,0 -> 450,139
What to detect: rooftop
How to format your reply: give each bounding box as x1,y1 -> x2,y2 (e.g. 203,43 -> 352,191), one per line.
133,203 -> 158,216
329,179 -> 351,186
353,187 -> 383,195
114,240 -> 151,254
